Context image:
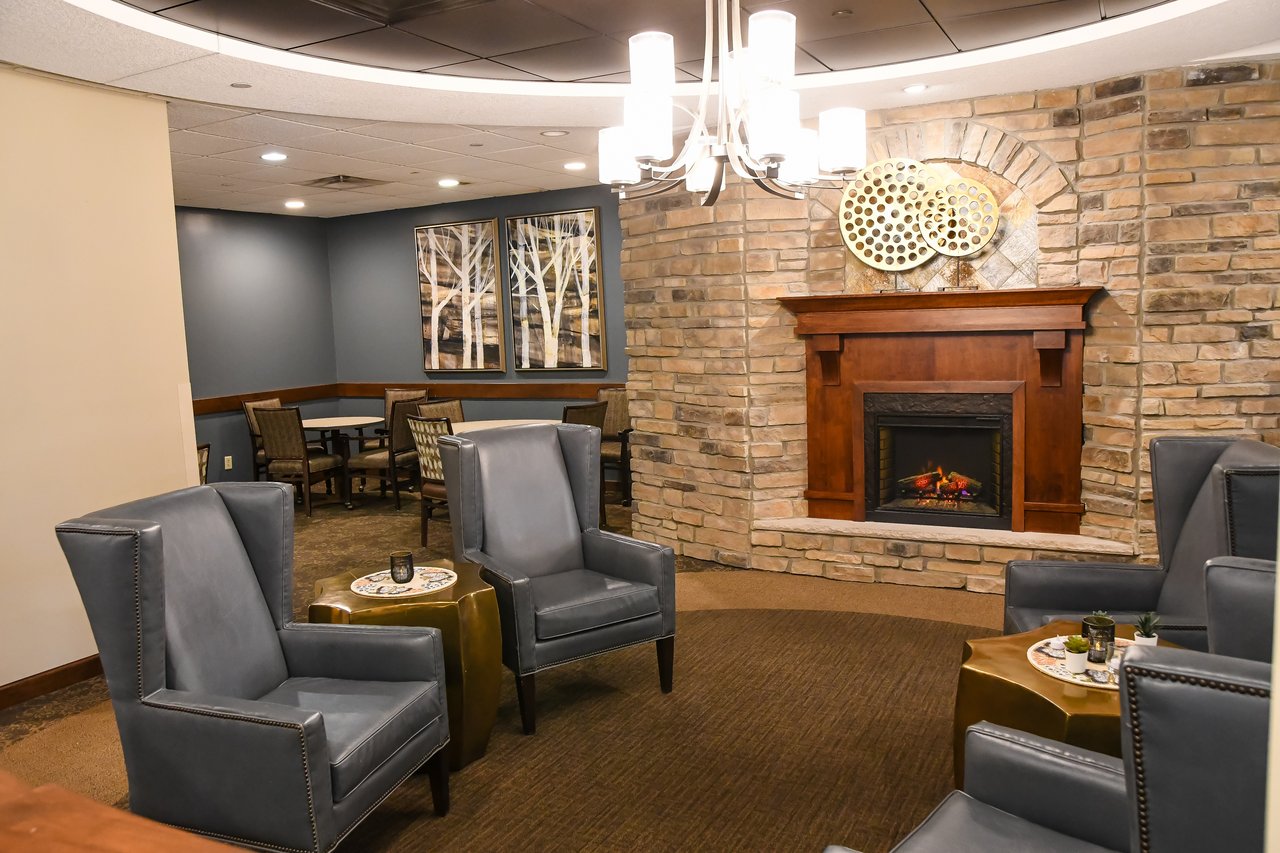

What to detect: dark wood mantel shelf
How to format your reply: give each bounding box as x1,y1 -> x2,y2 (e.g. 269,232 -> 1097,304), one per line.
778,286 -> 1104,535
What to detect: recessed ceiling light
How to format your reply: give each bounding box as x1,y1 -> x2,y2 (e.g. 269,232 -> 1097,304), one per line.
230,82 -> 253,89
564,161 -> 587,171
438,178 -> 461,188
832,9 -> 853,16
284,199 -> 306,209
903,84 -> 928,94
541,130 -> 569,137
260,151 -> 288,162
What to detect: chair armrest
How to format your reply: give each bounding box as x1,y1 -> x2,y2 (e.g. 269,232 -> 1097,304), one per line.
465,549 -> 536,672
279,623 -> 444,683
964,722 -> 1128,853
1005,560 -> 1164,611
583,528 -> 675,635
135,688 -> 335,850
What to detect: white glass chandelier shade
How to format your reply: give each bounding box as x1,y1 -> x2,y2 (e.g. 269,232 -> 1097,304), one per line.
624,92 -> 674,162
747,10 -> 796,85
629,31 -> 675,94
598,126 -> 641,185
746,87 -> 799,163
684,137 -> 720,193
818,107 -> 868,173
778,127 -> 819,185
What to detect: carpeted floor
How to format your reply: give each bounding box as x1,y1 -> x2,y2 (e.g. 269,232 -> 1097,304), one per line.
0,489 -> 1001,853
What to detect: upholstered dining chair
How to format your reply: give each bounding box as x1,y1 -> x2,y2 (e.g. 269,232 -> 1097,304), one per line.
407,414 -> 453,547
1004,436 -> 1280,650
243,397 -> 325,480
55,482 -> 451,853
439,423 -> 676,734
256,406 -> 349,516
418,397 -> 465,424
597,387 -> 633,506
562,400 -> 608,428
363,388 -> 427,449
196,442 -> 211,485
826,645 -> 1269,853
348,399 -> 419,510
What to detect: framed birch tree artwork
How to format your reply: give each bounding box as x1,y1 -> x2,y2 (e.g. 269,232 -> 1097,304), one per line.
416,218 -> 505,371
506,208 -> 606,370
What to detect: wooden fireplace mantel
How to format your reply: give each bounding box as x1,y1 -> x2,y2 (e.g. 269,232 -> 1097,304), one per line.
778,286 -> 1104,535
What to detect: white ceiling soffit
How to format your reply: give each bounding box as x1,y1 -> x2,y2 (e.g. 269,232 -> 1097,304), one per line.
2,0 -> 1279,125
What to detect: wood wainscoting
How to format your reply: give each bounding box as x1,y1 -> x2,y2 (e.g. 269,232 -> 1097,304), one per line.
193,381 -> 623,416
778,287 -> 1102,535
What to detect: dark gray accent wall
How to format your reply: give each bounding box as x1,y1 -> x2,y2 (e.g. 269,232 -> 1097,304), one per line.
324,185 -> 626,403
177,207 -> 337,397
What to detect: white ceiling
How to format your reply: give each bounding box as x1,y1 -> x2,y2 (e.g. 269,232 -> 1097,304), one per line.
3,0 -> 1280,217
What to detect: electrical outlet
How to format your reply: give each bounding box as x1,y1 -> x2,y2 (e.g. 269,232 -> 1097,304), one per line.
224,455 -> 233,470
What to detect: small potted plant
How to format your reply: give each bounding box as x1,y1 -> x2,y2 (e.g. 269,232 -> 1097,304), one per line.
1063,635 -> 1090,674
1134,611 -> 1161,646
1082,610 -> 1116,662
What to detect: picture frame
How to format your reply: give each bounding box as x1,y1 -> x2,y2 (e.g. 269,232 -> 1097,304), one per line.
416,218 -> 505,372
506,207 -> 607,371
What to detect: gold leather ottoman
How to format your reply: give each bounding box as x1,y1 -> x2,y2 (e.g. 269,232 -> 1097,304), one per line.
953,620 -> 1171,787
309,560 -> 502,771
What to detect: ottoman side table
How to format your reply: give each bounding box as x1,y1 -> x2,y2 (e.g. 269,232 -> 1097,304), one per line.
309,560 -> 502,771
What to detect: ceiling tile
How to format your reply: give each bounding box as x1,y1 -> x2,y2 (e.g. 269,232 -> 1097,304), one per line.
417,131 -> 539,155
171,156 -> 267,177
429,59 -> 548,80
357,144 -> 463,166
167,100 -> 252,130
159,0 -> 381,49
191,113 -> 335,144
295,26 -> 477,70
260,112 -> 381,130
802,22 -> 957,69
924,0 -> 1053,16
940,0 -> 1101,51
351,121 -> 476,144
288,130 -> 403,156
394,0 -> 595,56
494,35 -> 629,81
1101,0 -> 1166,14
230,164 -> 337,183
169,130 -> 257,156
753,0 -> 934,42
487,127 -> 602,154
677,48 -> 830,80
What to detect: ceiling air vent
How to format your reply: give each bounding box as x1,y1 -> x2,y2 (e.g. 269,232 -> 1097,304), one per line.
299,175 -> 390,190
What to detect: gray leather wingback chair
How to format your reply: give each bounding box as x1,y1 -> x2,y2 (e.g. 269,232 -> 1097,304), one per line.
825,645 -> 1269,853
439,423 -> 675,734
1005,436 -> 1280,650
56,482 -> 450,853
1206,555 -> 1276,662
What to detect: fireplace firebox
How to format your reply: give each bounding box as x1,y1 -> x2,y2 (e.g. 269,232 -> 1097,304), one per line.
864,393 -> 1014,530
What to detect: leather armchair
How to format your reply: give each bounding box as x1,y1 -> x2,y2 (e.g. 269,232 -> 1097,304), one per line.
1206,555 -> 1276,663
1005,436 -> 1280,649
827,645 -> 1269,853
439,423 -> 675,734
55,482 -> 450,853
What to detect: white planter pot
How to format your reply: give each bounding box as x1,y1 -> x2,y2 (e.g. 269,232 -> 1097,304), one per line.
1134,633 -> 1158,646
1064,650 -> 1089,673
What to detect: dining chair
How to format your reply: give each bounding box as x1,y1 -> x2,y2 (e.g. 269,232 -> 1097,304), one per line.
256,407 -> 349,516
418,398 -> 465,424
597,387 -> 632,506
407,415 -> 454,547
347,399 -> 419,509
563,401 -> 611,526
244,397 -> 325,481
196,442 -> 211,485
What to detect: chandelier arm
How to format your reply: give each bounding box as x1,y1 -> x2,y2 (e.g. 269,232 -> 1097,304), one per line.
698,156 -> 729,207
750,176 -> 804,201
617,181 -> 683,201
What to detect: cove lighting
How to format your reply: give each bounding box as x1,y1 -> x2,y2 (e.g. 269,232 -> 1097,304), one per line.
261,151 -> 288,162
284,199 -> 305,209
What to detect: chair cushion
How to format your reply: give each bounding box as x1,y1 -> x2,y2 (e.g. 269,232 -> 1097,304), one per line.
891,791 -> 1118,852
268,454 -> 344,476
258,444 -> 328,464
530,569 -> 660,640
348,449 -> 418,471
258,676 -> 443,803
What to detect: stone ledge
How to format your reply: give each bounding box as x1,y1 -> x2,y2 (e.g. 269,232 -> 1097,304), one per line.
754,517 -> 1137,556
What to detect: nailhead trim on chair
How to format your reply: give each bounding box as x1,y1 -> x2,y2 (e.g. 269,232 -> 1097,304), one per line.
1123,664 -> 1270,853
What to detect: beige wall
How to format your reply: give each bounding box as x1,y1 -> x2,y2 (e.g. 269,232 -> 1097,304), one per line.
0,69 -> 196,686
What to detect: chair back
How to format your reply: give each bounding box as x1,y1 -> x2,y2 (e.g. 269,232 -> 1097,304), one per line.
408,415 -> 453,484
56,485 -> 289,702
197,443 -> 211,484
418,398 -> 465,424
1120,646 -> 1270,853
256,407 -> 309,463
440,424 -> 593,577
389,399 -> 421,456
597,388 -> 630,439
384,388 -> 427,424
563,400 -> 608,428
243,398 -> 283,441
1206,556 -> 1276,663
1153,437 -> 1280,617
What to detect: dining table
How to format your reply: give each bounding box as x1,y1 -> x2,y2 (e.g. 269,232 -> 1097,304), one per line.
301,415 -> 384,457
451,419 -> 557,433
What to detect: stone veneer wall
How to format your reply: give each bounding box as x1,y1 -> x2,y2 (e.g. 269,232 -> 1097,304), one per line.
620,61 -> 1280,592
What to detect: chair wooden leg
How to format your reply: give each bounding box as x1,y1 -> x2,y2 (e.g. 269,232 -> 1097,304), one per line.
302,476 -> 313,518
657,636 -> 674,694
515,673 -> 536,735
392,467 -> 402,510
425,750 -> 449,817
420,500 -> 430,547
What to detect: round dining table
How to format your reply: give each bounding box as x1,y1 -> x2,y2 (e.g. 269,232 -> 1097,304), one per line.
301,415 -> 384,457
451,419 -> 557,433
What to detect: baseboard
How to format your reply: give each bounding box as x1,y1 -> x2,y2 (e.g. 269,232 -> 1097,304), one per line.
0,655 -> 102,712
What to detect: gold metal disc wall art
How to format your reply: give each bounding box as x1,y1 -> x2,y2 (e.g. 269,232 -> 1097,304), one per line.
839,159 -> 1002,272
919,172 -> 999,257
839,159 -> 937,272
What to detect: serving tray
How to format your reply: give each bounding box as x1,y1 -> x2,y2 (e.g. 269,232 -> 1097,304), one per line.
1026,636 -> 1134,691
350,566 -> 458,599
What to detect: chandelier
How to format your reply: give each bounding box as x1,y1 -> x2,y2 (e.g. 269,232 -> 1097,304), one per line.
596,0 -> 867,205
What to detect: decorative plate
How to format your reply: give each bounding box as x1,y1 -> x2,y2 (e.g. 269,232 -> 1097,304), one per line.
1026,637 -> 1135,691
839,158 -> 939,272
350,566 -> 457,599
918,172 -> 999,257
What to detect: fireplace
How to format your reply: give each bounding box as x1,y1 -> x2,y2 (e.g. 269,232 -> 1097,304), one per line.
864,393 -> 1014,530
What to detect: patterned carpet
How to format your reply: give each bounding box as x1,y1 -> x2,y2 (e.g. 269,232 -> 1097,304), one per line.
0,487 -> 996,853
